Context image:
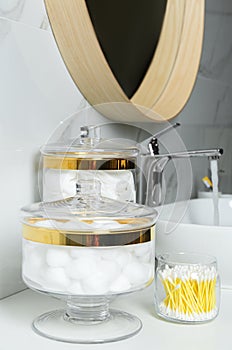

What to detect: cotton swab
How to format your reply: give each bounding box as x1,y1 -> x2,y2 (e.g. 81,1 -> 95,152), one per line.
157,264 -> 218,322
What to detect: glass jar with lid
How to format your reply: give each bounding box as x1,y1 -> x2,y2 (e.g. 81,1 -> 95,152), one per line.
21,180 -> 157,343
41,126 -> 139,203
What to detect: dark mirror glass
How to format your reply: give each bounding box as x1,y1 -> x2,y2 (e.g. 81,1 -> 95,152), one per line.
86,0 -> 167,98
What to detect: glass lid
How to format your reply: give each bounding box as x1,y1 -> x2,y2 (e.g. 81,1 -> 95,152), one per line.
22,181 -> 157,233
41,125 -> 139,159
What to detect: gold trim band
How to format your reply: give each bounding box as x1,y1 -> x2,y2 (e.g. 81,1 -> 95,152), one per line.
23,223 -> 154,247
43,156 -> 136,170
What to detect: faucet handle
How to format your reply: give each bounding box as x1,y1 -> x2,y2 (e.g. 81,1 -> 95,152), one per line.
148,138 -> 159,155
148,122 -> 181,155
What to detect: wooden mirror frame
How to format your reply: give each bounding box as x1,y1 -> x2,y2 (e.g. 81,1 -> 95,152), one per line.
45,0 -> 205,122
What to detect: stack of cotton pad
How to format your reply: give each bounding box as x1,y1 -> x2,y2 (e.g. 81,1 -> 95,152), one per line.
43,169 -> 136,202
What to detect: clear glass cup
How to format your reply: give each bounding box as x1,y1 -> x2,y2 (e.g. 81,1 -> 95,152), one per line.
154,252 -> 220,323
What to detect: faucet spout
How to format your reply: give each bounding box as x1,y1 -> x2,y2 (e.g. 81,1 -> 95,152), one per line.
154,148 -> 223,160
140,148 -> 223,207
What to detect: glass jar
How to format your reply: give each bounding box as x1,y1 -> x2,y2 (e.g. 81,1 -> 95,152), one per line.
21,180 -> 157,343
154,253 -> 220,323
41,126 -> 139,202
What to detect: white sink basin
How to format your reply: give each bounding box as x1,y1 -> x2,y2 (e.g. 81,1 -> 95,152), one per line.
156,198 -> 232,288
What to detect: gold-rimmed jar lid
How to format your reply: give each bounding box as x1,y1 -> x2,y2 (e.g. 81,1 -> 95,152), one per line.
41,125 -> 139,159
21,180 -> 157,246
41,126 -> 139,170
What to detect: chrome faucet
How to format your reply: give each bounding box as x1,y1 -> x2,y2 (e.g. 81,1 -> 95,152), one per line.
139,123 -> 223,207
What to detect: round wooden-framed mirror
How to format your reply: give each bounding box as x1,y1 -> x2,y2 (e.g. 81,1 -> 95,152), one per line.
45,0 -> 205,122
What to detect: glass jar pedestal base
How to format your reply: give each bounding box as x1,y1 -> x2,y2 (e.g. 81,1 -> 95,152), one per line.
32,298 -> 142,344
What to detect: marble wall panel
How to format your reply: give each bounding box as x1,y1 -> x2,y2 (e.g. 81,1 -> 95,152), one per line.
200,11 -> 232,86
206,0 -> 232,14
0,0 -> 49,30
0,17 -> 84,298
176,76 -> 232,126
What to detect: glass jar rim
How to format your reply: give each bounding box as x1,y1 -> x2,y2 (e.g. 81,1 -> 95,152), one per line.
157,252 -> 217,266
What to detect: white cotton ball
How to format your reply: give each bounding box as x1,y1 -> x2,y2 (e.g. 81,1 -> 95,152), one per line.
65,257 -> 97,280
133,242 -> 152,257
143,263 -> 154,282
138,251 -> 152,263
96,260 -> 121,283
100,247 -> 120,261
67,281 -> 84,295
59,220 -> 92,231
34,219 -> 58,229
82,272 -> 110,295
123,260 -> 151,286
91,220 -> 123,230
23,246 -> 46,283
70,247 -> 100,260
28,250 -> 44,269
23,241 -> 35,261
46,248 -> 71,268
65,259 -> 81,280
114,249 -> 132,268
110,274 -> 131,293
43,267 -> 70,291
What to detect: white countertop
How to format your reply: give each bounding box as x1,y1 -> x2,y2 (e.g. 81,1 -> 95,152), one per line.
1,285 -> 232,350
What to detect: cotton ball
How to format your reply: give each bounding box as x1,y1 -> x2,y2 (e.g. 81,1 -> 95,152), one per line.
133,242 -> 152,257
100,248 -> 120,261
91,220 -> 123,230
65,259 -> 81,280
83,272 -> 110,295
46,248 -> 71,268
123,260 -> 151,286
114,249 -> 132,268
70,247 -> 100,260
23,241 -> 36,261
34,219 -> 57,229
28,250 -> 44,269
110,274 -> 131,293
43,267 -> 70,291
96,260 -> 121,283
59,220 -> 92,231
67,281 -> 84,295
138,251 -> 152,263
143,263 -> 154,282
23,247 -> 46,283
65,257 -> 97,280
